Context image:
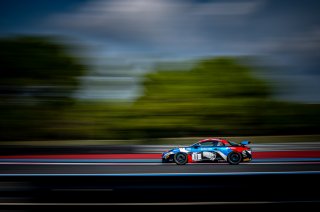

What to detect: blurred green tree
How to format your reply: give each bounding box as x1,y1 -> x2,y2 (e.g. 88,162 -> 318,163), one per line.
0,38 -> 318,141
122,58 -> 269,137
0,36 -> 85,105
117,58 -> 319,138
0,36 -> 86,140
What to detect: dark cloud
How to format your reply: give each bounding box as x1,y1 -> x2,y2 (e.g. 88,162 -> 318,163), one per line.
47,0 -> 265,53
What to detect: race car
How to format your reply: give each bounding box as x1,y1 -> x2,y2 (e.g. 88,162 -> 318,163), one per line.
162,138 -> 252,165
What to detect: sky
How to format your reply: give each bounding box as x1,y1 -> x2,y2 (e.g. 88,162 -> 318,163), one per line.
1,0 -> 320,102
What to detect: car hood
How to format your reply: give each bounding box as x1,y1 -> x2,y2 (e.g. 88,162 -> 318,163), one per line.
163,146 -> 190,154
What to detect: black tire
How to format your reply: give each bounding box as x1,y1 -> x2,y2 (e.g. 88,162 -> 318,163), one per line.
227,152 -> 242,165
174,152 -> 188,165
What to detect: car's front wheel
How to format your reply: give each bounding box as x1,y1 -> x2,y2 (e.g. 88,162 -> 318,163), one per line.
174,152 -> 188,165
227,152 -> 242,165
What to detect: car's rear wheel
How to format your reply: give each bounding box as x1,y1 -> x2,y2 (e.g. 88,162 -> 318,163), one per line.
227,152 -> 242,165
174,152 -> 188,165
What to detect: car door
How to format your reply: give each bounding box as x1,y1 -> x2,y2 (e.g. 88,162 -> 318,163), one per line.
198,141 -> 216,161
212,141 -> 230,161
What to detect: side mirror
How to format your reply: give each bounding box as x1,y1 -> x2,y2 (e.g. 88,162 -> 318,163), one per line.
193,144 -> 200,148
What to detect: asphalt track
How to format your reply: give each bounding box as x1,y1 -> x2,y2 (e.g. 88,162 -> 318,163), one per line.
0,144 -> 319,209
0,161 -> 320,175
0,164 -> 319,210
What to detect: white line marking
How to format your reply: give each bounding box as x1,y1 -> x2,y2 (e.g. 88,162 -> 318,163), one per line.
52,189 -> 113,191
0,171 -> 320,176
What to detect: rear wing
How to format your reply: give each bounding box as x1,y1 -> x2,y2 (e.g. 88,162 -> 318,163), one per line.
240,140 -> 251,146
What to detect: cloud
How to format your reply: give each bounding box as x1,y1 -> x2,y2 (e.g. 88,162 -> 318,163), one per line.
193,1 -> 264,16
42,0 -> 320,102
47,0 -> 264,53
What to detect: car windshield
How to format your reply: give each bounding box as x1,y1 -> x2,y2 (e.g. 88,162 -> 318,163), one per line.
190,142 -> 200,147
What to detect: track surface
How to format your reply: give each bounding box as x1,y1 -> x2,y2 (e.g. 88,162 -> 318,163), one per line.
1,144 -> 319,208
0,161 -> 320,175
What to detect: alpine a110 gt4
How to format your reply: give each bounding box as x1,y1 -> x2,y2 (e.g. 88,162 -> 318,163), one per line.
162,138 -> 252,165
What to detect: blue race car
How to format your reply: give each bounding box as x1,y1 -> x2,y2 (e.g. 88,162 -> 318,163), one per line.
162,138 -> 252,165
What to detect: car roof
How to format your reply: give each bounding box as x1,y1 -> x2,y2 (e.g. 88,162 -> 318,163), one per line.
198,138 -> 228,144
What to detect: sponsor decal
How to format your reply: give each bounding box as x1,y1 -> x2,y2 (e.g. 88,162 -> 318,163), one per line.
203,152 -> 216,160
216,151 -> 227,160
179,148 -> 189,153
242,150 -> 247,157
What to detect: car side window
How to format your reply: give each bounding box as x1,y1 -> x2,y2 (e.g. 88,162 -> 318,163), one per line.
211,141 -> 219,146
217,142 -> 224,146
199,141 -> 225,147
200,141 -> 213,146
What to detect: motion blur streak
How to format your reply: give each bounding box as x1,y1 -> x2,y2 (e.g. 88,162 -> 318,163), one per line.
1,171 -> 320,176
1,162 -> 320,174
0,172 -> 319,209
0,150 -> 320,159
0,0 -> 320,209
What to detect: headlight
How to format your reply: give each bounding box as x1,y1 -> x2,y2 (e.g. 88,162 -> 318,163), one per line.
163,151 -> 174,159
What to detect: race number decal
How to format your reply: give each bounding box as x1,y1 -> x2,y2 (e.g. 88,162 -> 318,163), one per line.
192,153 -> 202,161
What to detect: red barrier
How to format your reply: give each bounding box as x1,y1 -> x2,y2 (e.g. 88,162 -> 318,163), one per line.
0,151 -> 320,159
